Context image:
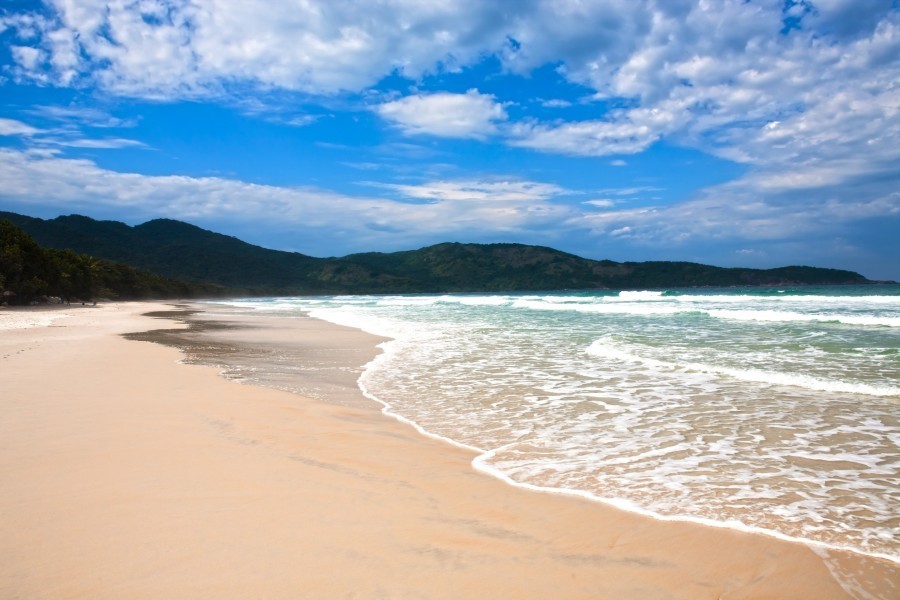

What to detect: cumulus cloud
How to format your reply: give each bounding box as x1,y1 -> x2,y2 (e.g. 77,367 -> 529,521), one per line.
804,0 -> 895,40
1,0 -> 513,97
507,2 -> 900,168
508,111 -> 669,156
0,148 -> 577,246
572,170 -> 900,247
5,1 -> 897,177
500,1 -> 900,256
1,1 -> 898,270
11,45 -> 44,71
376,90 -> 507,139
0,147 -> 358,222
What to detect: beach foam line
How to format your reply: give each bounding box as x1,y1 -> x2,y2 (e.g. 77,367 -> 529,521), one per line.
511,298 -> 694,316
668,293 -> 900,305
469,444 -> 900,566
355,354 -> 900,565
707,309 -> 900,327
586,340 -> 900,397
350,336 -> 900,567
257,299 -> 900,566
509,298 -> 900,327
357,341 -> 486,455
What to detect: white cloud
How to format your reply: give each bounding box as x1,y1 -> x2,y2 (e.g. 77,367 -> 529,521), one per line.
376,90 -> 507,139
374,179 -> 569,203
505,2 -> 900,173
0,117 -> 41,136
508,115 -> 661,156
6,1 -> 896,181
499,1 -> 900,249
471,2 -> 900,235
283,115 -> 320,127
0,115 -> 144,149
541,99 -> 572,108
3,0 -> 513,97
2,0 -> 898,270
25,105 -> 138,128
583,199 -> 615,208
0,149 -> 576,245
805,0 -> 895,40
596,186 -> 663,196
571,171 -> 900,247
0,147 -> 348,220
11,45 -> 43,70
45,137 -> 147,149
736,248 -> 766,258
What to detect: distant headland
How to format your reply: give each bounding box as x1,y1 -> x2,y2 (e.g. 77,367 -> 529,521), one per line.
1,211 -> 892,304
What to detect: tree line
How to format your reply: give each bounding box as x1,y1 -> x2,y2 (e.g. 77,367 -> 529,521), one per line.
1,219 -> 224,305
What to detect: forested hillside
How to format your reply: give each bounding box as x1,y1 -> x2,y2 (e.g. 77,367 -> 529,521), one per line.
0,220 -> 224,304
2,211 -> 874,295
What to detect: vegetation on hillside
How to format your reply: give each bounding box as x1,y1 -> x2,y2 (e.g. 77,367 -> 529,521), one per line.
1,212 -> 419,294
0,220 -> 224,304
1,211 -> 875,296
345,242 -> 871,290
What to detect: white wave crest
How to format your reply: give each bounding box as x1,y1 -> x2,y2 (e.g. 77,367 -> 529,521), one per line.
708,309 -> 900,327
671,294 -> 900,305
614,290 -> 666,301
511,298 -> 691,316
376,297 -> 440,307
436,295 -> 512,306
586,340 -> 900,397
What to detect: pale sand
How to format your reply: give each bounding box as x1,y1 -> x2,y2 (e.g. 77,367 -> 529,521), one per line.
1,302 -> 897,599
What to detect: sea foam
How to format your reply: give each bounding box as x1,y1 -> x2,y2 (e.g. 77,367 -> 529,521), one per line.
217,285 -> 900,562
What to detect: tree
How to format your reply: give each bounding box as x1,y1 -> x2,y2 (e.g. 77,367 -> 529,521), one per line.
1,219 -> 226,303
1,219 -> 55,303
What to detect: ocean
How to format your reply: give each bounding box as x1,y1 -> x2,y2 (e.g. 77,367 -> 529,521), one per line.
212,285 -> 900,563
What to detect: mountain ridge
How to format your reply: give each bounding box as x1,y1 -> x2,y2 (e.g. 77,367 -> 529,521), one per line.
1,211 -> 878,294
1,211 -> 420,294
0,219 -> 224,303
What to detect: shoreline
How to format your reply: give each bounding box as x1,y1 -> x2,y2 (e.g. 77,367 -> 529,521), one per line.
357,345 -> 900,567
362,366 -> 900,567
146,301 -> 900,591
2,301 -> 897,598
228,298 -> 899,567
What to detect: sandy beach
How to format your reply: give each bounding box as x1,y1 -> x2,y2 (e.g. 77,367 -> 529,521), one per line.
1,302 -> 897,599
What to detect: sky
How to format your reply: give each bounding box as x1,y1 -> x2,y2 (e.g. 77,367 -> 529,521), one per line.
0,1 -> 898,280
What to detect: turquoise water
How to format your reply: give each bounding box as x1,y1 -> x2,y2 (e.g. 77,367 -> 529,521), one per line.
217,285 -> 900,561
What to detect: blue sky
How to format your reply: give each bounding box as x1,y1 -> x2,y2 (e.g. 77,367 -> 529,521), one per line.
1,1 -> 898,279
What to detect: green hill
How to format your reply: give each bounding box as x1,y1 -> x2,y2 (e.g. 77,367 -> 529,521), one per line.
345,243 -> 627,291
345,243 -> 870,290
1,219 -> 223,304
0,212 -> 418,294
1,211 -> 873,294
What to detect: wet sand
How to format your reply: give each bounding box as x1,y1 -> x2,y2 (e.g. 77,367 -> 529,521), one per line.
1,301 -> 897,598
